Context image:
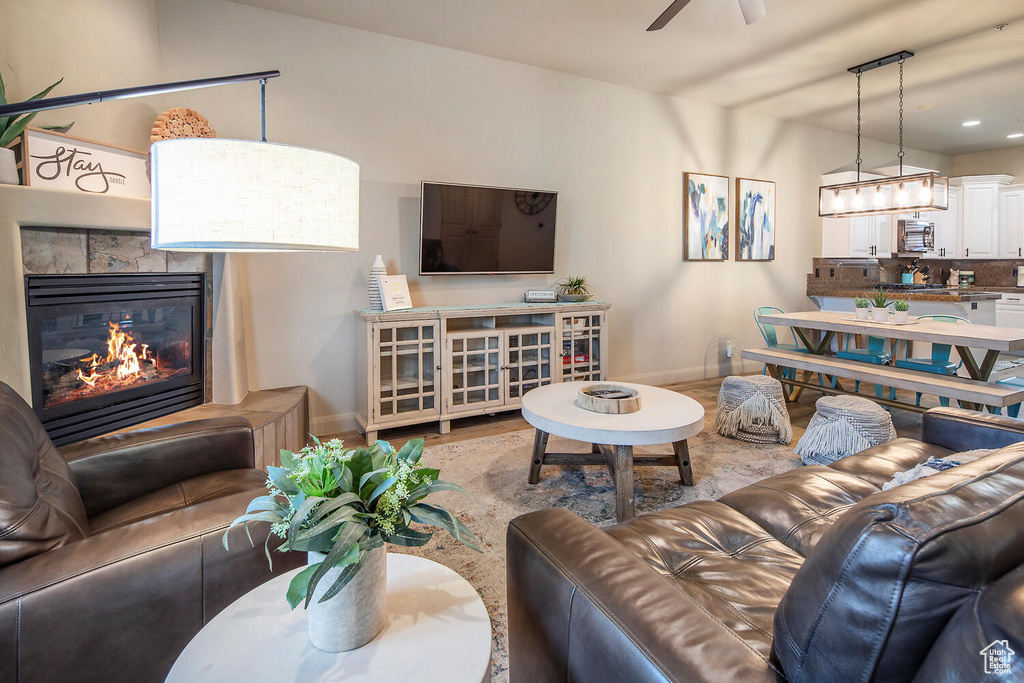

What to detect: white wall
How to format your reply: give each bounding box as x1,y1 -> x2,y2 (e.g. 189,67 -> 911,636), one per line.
4,0 -> 950,435
952,147 -> 1024,181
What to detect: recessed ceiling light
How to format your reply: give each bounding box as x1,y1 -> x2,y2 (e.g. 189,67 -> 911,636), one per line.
963,120 -> 981,127
1009,133 -> 1024,139
995,23 -> 1009,31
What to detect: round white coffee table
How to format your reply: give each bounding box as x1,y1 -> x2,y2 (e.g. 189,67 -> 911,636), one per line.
166,554 -> 491,682
521,381 -> 705,522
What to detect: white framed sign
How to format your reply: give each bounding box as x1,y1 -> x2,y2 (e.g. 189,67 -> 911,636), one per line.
379,274 -> 413,311
14,127 -> 151,197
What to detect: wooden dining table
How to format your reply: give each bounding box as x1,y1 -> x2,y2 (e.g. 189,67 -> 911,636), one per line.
754,310 -> 1024,409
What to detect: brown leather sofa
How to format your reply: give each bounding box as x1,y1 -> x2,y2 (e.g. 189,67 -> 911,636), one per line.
507,407 -> 1024,682
0,381 -> 305,683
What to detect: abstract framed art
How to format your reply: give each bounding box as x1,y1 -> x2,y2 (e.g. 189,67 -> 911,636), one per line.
735,177 -> 776,261
683,172 -> 729,261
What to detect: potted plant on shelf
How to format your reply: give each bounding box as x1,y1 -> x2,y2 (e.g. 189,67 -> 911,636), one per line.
0,72 -> 74,185
224,437 -> 479,653
893,299 -> 910,324
854,298 -> 870,321
869,287 -> 891,322
557,275 -> 592,302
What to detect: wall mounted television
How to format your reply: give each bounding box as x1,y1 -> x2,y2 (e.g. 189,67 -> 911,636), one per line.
419,181 -> 557,275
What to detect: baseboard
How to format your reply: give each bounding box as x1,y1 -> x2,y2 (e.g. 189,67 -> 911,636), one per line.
613,360 -> 762,386
310,411 -> 359,437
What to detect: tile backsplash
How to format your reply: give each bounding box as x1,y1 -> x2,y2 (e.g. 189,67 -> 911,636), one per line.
811,257 -> 1024,288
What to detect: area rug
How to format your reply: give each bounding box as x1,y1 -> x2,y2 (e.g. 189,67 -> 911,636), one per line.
386,426 -> 802,682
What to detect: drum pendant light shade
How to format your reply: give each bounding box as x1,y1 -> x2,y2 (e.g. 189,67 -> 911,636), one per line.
151,138 -> 359,252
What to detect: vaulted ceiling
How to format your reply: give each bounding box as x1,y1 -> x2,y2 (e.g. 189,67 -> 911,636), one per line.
232,0 -> 1024,156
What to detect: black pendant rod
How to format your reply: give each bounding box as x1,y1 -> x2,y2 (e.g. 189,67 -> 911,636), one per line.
0,70 -> 281,118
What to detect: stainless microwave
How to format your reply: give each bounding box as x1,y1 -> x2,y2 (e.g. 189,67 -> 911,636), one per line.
897,219 -> 935,253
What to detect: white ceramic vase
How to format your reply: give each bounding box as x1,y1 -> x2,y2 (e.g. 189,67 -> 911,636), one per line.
306,546 -> 387,652
0,148 -> 19,185
856,308 -> 869,320
368,255 -> 387,312
894,310 -> 909,324
871,307 -> 889,322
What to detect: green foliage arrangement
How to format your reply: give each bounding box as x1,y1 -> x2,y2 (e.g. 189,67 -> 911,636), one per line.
854,298 -> 870,309
558,275 -> 591,296
0,71 -> 73,148
869,287 -> 891,309
224,437 -> 479,609
894,299 -> 910,312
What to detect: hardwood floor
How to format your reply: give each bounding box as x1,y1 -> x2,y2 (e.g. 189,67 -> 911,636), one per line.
324,374 -> 932,447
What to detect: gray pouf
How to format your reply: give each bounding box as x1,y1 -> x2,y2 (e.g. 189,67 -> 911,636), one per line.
715,375 -> 792,445
794,395 -> 896,466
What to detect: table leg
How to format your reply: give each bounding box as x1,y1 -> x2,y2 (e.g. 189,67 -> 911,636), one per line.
614,445 -> 635,522
528,429 -> 549,484
671,440 -> 694,486
788,329 -> 836,401
954,347 -> 1000,411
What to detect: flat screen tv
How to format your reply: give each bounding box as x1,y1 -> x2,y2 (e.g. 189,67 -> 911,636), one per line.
419,182 -> 557,275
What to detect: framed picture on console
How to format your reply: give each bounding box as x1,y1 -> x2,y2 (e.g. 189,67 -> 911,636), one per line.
683,172 -> 729,261
735,177 -> 775,261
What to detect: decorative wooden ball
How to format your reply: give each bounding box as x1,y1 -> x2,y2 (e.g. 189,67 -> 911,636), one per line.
150,108 -> 216,142
576,384 -> 641,414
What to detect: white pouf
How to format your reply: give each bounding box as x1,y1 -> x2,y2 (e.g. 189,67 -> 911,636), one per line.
715,375 -> 792,445
794,395 -> 896,466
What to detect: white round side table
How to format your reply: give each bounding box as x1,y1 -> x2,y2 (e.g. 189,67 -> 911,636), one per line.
166,554 -> 491,682
521,381 -> 705,522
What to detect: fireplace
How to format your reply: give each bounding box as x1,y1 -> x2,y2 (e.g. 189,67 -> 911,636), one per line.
26,273 -> 206,445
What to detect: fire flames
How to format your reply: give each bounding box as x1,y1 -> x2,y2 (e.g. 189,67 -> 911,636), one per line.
76,319 -> 154,388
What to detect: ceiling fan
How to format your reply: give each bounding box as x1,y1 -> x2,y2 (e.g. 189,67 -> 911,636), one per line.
647,0 -> 766,31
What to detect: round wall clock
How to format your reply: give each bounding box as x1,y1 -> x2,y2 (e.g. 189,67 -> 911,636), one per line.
515,191 -> 553,215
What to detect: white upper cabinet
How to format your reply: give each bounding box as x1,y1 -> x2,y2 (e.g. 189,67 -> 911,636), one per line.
956,175 -> 1014,259
998,185 -> 1024,259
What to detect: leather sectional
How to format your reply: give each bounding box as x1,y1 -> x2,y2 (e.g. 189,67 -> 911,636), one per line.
507,407 -> 1024,682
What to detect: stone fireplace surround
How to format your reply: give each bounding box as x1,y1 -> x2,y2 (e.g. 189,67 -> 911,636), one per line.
0,184 -> 250,423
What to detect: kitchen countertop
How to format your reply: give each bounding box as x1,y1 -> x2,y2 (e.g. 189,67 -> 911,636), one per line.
806,286 -> 1004,302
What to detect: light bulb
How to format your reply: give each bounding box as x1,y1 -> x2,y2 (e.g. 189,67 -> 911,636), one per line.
920,180 -> 931,202
896,183 -> 908,205
873,186 -> 885,207
853,188 -> 864,209
833,190 -> 844,211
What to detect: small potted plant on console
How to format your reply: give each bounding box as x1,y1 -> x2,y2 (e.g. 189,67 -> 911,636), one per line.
854,298 -> 870,320
557,275 -> 592,302
869,287 -> 891,322
893,299 -> 910,324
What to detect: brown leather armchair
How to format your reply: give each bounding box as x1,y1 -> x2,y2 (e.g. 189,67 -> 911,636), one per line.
508,408 -> 1024,682
0,381 -> 305,683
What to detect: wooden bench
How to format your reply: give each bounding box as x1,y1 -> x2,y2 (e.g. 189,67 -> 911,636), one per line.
742,348 -> 1024,412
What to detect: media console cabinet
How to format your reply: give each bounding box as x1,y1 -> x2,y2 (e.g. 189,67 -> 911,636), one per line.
355,302 -> 610,444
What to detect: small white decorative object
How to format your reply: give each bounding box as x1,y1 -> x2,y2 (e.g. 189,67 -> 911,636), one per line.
871,307 -> 889,323
0,147 -> 18,185
306,547 -> 387,652
894,310 -> 909,324
380,274 -> 413,311
576,384 -> 641,414
368,255 -> 387,311
856,307 -> 870,320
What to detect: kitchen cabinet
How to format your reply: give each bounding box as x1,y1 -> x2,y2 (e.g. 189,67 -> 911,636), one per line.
356,302 -> 609,444
916,186 -> 959,259
998,185 -> 1024,259
956,175 -> 1014,259
848,214 -> 892,258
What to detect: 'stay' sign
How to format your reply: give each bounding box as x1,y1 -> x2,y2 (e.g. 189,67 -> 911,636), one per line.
17,127 -> 150,198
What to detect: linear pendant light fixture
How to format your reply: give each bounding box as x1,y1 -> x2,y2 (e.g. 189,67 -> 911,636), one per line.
0,71 -> 359,252
819,51 -> 948,218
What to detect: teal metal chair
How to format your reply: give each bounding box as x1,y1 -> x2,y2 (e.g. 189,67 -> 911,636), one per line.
993,376 -> 1024,418
837,333 -> 893,400
754,306 -> 808,382
894,314 -> 969,408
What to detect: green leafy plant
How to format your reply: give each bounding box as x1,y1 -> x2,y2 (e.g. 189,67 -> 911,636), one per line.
0,71 -> 74,148
224,437 -> 479,609
854,298 -> 870,309
558,275 -> 591,296
868,287 -> 891,309
894,299 -> 910,312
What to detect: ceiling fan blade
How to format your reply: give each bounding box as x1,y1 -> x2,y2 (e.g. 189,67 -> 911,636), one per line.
647,0 -> 695,31
738,0 -> 766,25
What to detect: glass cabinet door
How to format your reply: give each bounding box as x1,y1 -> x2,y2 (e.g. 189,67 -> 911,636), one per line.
374,322 -> 439,423
505,328 -> 553,401
447,330 -> 503,413
560,313 -> 603,382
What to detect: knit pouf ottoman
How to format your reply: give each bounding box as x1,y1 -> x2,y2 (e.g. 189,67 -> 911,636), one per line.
794,395 -> 897,466
715,375 -> 793,445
